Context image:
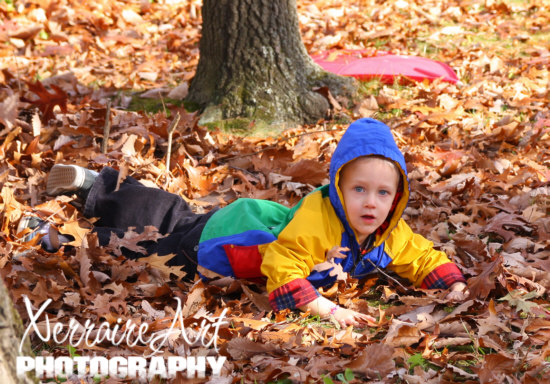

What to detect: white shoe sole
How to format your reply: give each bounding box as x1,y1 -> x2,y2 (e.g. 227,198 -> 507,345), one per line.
46,165 -> 85,196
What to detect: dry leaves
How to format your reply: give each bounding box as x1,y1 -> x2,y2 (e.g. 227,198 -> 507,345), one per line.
0,0 -> 549,383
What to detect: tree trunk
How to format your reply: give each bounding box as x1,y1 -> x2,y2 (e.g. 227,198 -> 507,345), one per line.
0,277 -> 37,384
186,0 -> 356,128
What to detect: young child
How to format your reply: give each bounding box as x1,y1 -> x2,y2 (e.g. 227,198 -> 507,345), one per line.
22,118 -> 467,327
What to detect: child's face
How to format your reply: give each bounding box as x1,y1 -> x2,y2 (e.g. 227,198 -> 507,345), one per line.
339,157 -> 400,244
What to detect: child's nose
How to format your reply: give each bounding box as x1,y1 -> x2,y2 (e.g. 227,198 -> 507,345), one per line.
364,193 -> 376,207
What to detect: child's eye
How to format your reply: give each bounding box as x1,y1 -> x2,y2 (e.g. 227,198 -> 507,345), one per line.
354,186 -> 365,193
379,190 -> 389,196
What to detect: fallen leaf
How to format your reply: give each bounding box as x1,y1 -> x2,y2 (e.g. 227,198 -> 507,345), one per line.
384,319 -> 423,347
345,344 -> 395,378
226,337 -> 282,360
0,92 -> 19,130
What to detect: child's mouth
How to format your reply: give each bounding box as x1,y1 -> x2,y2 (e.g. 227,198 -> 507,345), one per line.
362,214 -> 376,222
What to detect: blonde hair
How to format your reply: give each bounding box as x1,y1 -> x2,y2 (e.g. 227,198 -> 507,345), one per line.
339,155 -> 403,191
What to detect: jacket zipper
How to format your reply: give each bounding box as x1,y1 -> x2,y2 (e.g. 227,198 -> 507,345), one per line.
352,234 -> 375,277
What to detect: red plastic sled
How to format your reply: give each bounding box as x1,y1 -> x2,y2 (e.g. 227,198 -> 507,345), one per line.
311,50 -> 458,84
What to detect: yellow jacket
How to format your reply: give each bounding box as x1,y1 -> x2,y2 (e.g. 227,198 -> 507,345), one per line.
198,118 -> 465,311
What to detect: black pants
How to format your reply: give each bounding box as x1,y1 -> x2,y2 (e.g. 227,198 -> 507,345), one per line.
83,167 -> 215,278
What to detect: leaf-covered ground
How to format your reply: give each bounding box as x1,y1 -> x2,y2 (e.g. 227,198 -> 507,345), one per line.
1,0 -> 549,383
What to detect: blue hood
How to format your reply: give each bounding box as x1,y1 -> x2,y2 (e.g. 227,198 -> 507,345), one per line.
328,118 -> 410,248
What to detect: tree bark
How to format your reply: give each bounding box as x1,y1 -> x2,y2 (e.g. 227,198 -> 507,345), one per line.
0,277 -> 37,384
186,0 -> 356,127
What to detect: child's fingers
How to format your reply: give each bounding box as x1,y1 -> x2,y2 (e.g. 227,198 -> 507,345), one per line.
334,308 -> 360,327
445,290 -> 467,302
341,319 -> 358,328
334,308 -> 377,328
355,313 -> 377,326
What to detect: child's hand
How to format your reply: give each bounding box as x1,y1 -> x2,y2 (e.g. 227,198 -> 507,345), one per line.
299,296 -> 376,328
445,282 -> 469,301
332,307 -> 377,328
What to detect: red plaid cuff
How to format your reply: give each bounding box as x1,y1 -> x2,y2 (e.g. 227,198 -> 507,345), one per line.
420,262 -> 466,289
268,278 -> 320,311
